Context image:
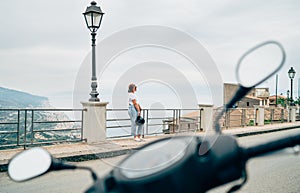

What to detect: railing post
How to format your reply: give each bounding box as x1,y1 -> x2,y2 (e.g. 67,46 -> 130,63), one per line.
81,102 -> 109,143
281,109 -> 284,123
172,109 -> 175,133
270,108 -> 274,124
226,109 -> 231,128
17,110 -> 20,146
254,106 -> 264,126
146,109 -> 149,135
81,109 -> 84,141
178,109 -> 181,132
175,109 -> 178,132
242,109 -> 246,127
199,108 -> 203,131
198,104 -> 213,132
24,110 -> 27,149
288,106 -> 296,123
31,110 -> 34,144
142,109 -> 145,137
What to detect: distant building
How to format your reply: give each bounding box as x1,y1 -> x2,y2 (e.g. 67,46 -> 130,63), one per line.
254,88 -> 270,106
223,83 -> 270,108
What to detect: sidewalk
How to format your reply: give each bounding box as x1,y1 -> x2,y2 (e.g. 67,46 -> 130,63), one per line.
1,122 -> 300,172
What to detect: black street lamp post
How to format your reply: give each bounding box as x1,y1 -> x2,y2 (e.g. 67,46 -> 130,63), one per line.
83,1 -> 104,102
288,67 -> 296,106
287,90 -> 290,106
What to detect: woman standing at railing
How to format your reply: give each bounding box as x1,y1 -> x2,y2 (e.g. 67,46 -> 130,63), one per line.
128,83 -> 143,142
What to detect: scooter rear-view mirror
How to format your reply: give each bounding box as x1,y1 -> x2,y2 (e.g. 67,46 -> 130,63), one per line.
215,41 -> 286,133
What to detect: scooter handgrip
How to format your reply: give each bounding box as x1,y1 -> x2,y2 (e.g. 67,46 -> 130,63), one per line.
244,133 -> 300,159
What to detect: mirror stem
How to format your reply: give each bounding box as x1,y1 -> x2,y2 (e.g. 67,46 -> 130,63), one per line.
77,166 -> 99,181
215,86 -> 253,133
50,158 -> 77,170
50,158 -> 98,181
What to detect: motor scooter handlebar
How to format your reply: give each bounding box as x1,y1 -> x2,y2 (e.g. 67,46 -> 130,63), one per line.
85,132 -> 300,193
243,132 -> 300,160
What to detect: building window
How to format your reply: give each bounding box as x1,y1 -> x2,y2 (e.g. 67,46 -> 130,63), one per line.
247,102 -> 250,107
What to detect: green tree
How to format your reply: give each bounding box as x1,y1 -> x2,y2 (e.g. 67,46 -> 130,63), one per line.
294,97 -> 300,105
277,98 -> 286,107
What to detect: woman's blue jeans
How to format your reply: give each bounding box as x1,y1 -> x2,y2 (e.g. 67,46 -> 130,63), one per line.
128,105 -> 143,136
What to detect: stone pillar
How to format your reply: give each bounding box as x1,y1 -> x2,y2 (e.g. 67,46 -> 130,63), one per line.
198,104 -> 214,132
288,106 -> 296,123
81,102 -> 109,143
254,106 -> 264,126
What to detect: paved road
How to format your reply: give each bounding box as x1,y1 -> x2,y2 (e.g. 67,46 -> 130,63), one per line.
0,156 -> 126,193
0,128 -> 299,193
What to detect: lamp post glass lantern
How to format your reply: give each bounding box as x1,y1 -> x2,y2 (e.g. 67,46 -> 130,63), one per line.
288,67 -> 296,105
83,1 -> 104,33
83,1 -> 104,102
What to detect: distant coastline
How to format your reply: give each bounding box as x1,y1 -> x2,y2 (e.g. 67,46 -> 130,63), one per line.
0,86 -> 50,108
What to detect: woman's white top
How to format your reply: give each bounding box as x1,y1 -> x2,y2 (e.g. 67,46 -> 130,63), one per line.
128,92 -> 138,105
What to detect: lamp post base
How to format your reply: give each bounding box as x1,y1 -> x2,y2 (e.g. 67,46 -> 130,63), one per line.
81,101 -> 109,143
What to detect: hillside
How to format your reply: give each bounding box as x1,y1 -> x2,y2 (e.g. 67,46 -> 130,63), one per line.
0,87 -> 77,147
0,87 -> 49,108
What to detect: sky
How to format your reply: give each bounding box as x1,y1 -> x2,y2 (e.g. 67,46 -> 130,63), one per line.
0,0 -> 299,109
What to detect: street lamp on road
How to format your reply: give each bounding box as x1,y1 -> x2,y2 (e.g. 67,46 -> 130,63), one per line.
287,90 -> 290,106
83,1 -> 104,102
288,67 -> 296,106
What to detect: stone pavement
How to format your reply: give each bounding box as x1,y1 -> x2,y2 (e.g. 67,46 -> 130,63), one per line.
1,122 -> 300,172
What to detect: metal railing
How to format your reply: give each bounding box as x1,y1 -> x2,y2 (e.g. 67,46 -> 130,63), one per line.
106,108 -> 202,138
223,108 -> 256,128
264,108 -> 287,124
1,106 -> 293,148
221,107 -> 288,128
0,109 -> 85,149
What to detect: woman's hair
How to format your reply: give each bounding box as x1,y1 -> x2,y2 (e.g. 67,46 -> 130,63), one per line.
128,83 -> 136,93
